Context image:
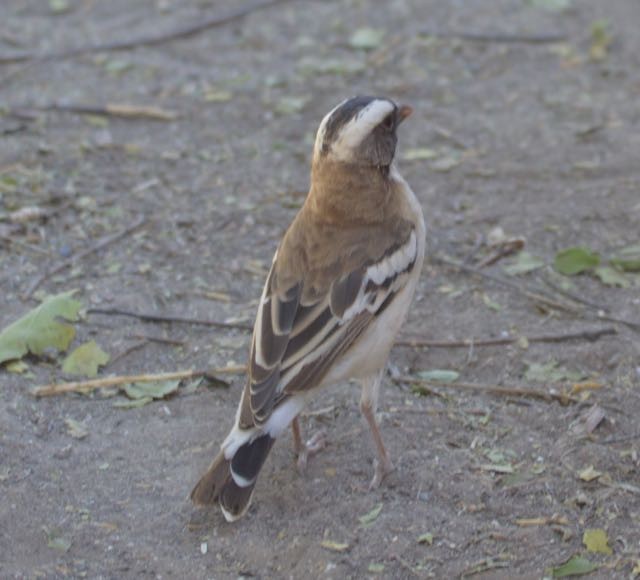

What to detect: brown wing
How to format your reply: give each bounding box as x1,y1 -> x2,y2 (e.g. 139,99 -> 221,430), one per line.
239,221 -> 419,428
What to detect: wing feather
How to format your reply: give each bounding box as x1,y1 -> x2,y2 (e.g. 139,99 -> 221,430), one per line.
247,228 -> 418,426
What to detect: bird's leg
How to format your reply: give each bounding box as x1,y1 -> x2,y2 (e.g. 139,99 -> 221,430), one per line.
360,373 -> 394,489
291,416 -> 326,473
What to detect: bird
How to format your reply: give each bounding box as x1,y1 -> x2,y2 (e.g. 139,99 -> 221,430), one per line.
191,95 -> 426,522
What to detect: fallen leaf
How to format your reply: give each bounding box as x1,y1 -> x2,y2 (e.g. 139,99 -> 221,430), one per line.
6,360 -> 29,374
114,379 -> 182,408
49,0 -> 70,14
578,465 -> 602,482
349,28 -> 385,50
416,370 -> 460,383
402,147 -> 439,161
274,96 -> 308,115
418,532 -> 434,545
551,555 -> 598,577
554,246 -> 600,275
570,382 -> 604,395
320,539 -> 349,552
368,563 -> 385,573
529,0 -> 571,12
113,397 -> 153,409
0,290 -> 82,365
610,258 -> 640,273
590,20 -> 611,62
430,155 -> 460,172
62,340 -> 110,378
482,293 -> 501,311
64,418 -> 88,439
204,89 -> 233,103
583,528 -> 612,555
503,252 -> 546,276
480,464 -> 515,474
44,527 -> 72,552
594,266 -> 629,288
524,360 -> 586,383
358,503 -> 383,526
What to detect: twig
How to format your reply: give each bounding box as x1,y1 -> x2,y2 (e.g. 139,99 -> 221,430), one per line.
108,340 -> 148,366
395,375 -> 578,404
538,270 -> 609,311
8,103 -> 178,121
87,307 -> 252,331
0,233 -> 54,256
396,326 -> 616,349
422,29 -> 567,44
22,215 -> 146,300
436,254 -> 579,313
32,365 -> 246,397
0,0 -> 297,64
127,333 -> 186,346
598,432 -> 640,445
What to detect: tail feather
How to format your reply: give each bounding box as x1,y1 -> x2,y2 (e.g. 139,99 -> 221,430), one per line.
191,433 -> 275,521
190,451 -> 231,506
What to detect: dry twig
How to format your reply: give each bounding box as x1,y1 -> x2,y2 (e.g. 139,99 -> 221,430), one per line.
0,0 -> 298,64
396,326 -> 616,349
395,375 -> 578,404
32,365 -> 246,397
23,215 -> 147,300
8,103 -> 178,121
87,307 -> 252,331
422,29 -> 567,44
436,254 -> 578,313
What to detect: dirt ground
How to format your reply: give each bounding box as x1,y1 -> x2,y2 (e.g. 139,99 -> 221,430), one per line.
1,0 -> 639,578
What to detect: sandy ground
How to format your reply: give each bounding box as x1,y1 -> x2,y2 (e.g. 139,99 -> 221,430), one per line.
1,0 -> 639,577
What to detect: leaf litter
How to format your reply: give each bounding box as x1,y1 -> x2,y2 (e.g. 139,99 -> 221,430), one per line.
0,290 -> 82,364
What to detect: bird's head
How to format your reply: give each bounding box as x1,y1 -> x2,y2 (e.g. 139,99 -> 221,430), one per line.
313,96 -> 412,169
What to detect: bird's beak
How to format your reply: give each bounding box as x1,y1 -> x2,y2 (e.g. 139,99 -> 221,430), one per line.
398,104 -> 413,124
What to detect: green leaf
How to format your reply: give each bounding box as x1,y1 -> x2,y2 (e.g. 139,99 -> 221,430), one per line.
113,397 -> 153,409
358,503 -> 383,526
482,293 -> 501,312
578,465 -> 602,482
524,360 -> 586,383
402,148 -> 439,161
62,340 -> 110,377
122,379 -> 181,401
594,266 -> 629,288
49,0 -> 70,14
368,563 -> 385,573
551,555 -> 598,577
503,252 -> 546,276
529,0 -> 571,12
320,539 -> 349,552
583,528 -> 612,555
0,290 -> 82,364
554,247 -> 600,275
416,370 -> 460,383
349,28 -> 385,50
418,532 -> 434,545
611,258 -> 640,272
274,96 -> 308,115
64,418 -> 88,439
44,527 -> 72,552
590,20 -> 611,62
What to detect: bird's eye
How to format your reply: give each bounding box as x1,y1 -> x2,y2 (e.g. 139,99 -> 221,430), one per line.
381,114 -> 395,131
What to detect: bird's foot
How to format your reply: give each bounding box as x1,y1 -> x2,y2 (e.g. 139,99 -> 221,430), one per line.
296,430 -> 327,474
368,457 -> 394,490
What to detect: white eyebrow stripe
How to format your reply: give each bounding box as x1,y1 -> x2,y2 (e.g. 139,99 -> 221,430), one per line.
331,99 -> 394,161
313,98 -> 348,157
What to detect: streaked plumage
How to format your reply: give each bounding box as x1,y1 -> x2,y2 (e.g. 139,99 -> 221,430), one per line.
191,96 -> 426,521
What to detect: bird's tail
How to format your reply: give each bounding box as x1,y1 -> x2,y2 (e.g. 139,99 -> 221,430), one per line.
190,433 -> 275,522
